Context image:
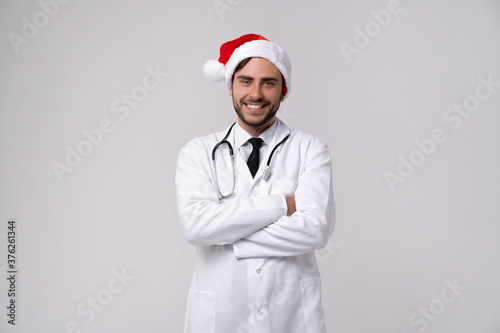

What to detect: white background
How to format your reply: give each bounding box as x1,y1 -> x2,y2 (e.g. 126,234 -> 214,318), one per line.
1,0 -> 499,332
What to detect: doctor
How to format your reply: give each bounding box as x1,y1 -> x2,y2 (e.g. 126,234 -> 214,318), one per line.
176,34 -> 335,333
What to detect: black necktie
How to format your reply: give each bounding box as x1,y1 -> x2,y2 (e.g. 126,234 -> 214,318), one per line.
247,138 -> 263,178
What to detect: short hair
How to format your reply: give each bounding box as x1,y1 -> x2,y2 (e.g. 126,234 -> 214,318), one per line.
233,57 -> 253,75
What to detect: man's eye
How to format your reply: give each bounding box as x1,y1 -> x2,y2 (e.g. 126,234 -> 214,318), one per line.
241,80 -> 250,85
264,81 -> 275,86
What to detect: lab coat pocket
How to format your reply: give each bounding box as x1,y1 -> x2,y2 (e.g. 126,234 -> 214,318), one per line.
184,289 -> 216,333
300,277 -> 326,333
270,180 -> 298,197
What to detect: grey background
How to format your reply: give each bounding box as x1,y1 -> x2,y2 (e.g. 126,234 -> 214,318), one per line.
1,0 -> 499,332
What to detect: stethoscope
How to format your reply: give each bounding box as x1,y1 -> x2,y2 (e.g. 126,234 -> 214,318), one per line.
211,122 -> 290,200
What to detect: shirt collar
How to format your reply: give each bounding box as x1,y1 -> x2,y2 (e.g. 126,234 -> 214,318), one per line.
234,119 -> 278,149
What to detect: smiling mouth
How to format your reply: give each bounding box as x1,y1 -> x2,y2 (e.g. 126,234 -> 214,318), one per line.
244,103 -> 267,111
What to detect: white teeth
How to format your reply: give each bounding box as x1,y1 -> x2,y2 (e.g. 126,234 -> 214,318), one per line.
246,104 -> 263,109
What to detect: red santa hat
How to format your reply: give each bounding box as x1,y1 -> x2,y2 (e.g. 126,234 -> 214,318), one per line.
203,34 -> 292,99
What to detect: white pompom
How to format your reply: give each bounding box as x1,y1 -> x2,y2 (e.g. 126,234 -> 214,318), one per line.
203,59 -> 225,82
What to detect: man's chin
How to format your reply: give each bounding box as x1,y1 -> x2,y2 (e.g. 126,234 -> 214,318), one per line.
244,114 -> 265,124
241,115 -> 275,128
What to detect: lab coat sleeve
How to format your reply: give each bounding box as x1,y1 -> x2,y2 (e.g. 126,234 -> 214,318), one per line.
176,138 -> 288,247
232,138 -> 335,258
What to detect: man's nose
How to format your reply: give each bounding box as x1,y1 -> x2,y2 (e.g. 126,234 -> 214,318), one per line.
249,84 -> 263,100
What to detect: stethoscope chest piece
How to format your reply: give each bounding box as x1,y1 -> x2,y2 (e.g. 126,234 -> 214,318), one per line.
262,166 -> 271,181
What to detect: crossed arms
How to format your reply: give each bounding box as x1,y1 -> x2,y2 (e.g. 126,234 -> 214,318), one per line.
175,135 -> 335,258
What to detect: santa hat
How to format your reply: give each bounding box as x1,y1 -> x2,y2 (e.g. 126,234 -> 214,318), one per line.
203,34 -> 292,99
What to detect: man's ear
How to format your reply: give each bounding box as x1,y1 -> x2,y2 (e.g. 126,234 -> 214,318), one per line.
229,88 -> 233,97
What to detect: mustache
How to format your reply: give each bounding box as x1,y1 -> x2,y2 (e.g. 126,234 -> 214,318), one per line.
242,98 -> 270,104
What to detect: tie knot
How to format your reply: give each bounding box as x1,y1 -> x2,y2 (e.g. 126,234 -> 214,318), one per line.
248,137 -> 263,148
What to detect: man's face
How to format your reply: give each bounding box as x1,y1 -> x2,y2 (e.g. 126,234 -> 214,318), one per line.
230,58 -> 284,133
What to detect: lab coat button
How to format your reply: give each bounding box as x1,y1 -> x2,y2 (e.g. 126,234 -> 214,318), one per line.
258,309 -> 264,316
256,268 -> 262,274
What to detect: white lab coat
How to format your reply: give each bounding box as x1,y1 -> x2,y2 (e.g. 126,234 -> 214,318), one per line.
175,118 -> 335,333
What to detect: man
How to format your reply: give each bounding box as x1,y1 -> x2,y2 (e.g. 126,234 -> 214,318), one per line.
176,34 -> 335,333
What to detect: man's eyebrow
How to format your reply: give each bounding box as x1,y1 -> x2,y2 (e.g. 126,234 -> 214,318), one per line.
235,75 -> 253,80
235,75 -> 279,82
261,77 -> 279,82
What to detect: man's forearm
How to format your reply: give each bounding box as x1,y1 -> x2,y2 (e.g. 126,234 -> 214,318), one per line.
286,197 -> 296,217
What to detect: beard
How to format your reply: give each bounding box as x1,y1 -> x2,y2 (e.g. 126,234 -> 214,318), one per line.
232,97 -> 281,128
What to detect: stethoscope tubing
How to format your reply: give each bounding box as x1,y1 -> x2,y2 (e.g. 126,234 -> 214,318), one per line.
211,122 -> 289,199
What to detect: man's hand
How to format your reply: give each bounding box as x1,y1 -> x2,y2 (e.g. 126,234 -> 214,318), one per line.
286,197 -> 296,217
